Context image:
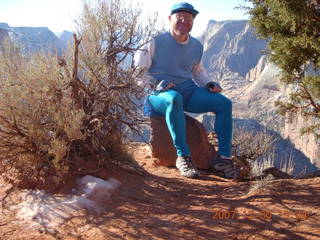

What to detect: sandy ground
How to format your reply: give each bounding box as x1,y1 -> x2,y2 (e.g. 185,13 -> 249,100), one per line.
1,142 -> 320,240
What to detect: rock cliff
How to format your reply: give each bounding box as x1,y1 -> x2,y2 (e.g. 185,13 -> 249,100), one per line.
283,114 -> 320,167
199,20 -> 267,91
0,28 -> 9,44
200,20 -> 319,170
0,22 -> 66,53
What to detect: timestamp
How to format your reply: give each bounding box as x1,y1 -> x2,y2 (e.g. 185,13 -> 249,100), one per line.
213,209 -> 309,221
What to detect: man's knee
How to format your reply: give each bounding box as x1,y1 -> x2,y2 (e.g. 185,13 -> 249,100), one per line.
214,95 -> 232,113
224,97 -> 232,110
166,90 -> 183,107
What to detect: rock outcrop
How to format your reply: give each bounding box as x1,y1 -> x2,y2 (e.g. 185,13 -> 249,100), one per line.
284,113 -> 320,168
234,58 -> 284,126
57,30 -> 74,48
12,26 -> 64,52
199,20 -> 268,91
199,19 -> 319,171
149,115 -> 216,169
0,28 -> 9,44
0,22 -> 65,53
245,55 -> 269,82
200,20 -> 284,129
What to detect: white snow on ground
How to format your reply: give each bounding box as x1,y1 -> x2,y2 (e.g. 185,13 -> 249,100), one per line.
12,176 -> 121,230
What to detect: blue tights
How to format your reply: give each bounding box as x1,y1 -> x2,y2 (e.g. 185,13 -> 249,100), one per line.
148,87 -> 233,157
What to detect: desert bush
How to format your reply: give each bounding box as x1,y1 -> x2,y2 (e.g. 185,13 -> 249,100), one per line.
66,0 -> 157,156
0,39 -> 85,189
232,126 -> 276,161
230,126 -> 277,179
249,154 -> 275,177
247,154 -> 295,194
0,0 -> 157,190
232,126 -> 297,185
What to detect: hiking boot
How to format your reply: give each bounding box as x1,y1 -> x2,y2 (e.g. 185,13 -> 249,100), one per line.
176,155 -> 199,178
209,155 -> 239,179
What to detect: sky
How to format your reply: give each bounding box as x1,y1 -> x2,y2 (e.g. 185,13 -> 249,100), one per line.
0,0 -> 249,37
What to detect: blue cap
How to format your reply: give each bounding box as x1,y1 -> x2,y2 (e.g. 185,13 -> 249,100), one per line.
170,2 -> 199,17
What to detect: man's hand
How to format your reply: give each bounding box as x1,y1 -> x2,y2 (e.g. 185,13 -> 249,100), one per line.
209,86 -> 222,93
156,80 -> 176,92
207,82 -> 222,93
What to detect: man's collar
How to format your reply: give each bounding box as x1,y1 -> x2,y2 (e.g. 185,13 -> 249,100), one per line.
169,31 -> 190,44
180,34 -> 189,44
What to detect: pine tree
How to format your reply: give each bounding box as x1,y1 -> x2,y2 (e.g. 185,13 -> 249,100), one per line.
245,0 -> 320,137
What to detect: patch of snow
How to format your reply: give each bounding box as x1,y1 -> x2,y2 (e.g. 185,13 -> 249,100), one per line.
12,176 -> 121,230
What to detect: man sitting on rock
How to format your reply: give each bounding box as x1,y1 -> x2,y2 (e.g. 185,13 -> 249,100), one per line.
135,2 -> 239,179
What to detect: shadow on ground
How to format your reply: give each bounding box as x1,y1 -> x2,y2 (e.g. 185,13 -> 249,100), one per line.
48,149 -> 320,240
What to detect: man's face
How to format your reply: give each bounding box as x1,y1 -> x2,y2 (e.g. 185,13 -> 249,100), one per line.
169,11 -> 194,35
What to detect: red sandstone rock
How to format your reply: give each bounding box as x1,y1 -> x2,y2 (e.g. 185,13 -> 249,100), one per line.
149,115 -> 216,169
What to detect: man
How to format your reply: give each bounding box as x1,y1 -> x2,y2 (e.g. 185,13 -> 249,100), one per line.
135,2 -> 239,179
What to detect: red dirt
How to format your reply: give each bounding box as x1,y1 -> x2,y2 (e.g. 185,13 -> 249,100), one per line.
1,142 -> 320,240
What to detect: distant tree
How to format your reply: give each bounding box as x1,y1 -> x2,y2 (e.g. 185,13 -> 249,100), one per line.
245,0 -> 320,137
